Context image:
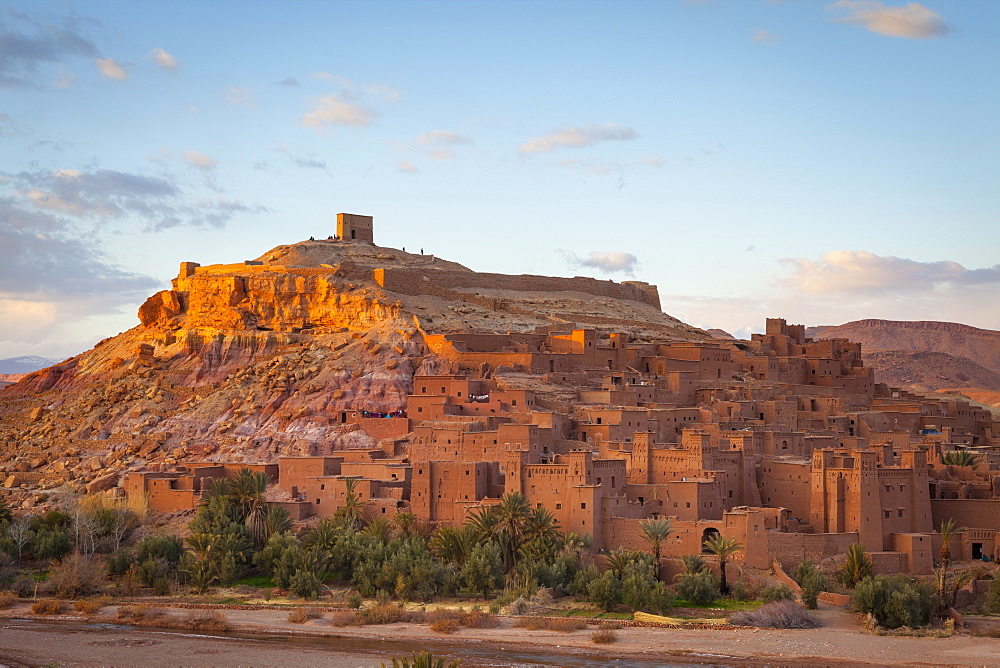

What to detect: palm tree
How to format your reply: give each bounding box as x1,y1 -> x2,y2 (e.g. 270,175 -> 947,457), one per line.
365,517 -> 393,543
640,517 -> 673,581
942,450 -> 981,469
393,511 -> 418,538
522,507 -> 562,560
430,525 -> 476,565
489,492 -> 531,570
337,478 -> 365,530
680,553 -> 707,574
605,547 -> 649,575
837,543 -> 873,588
702,534 -> 743,596
939,517 -> 965,570
230,468 -> 270,548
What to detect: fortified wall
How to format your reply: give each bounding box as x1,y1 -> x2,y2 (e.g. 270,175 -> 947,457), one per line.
373,267 -> 661,310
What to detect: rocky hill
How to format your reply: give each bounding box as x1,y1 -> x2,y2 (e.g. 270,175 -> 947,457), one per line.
808,319 -> 1000,394
0,239 -> 705,494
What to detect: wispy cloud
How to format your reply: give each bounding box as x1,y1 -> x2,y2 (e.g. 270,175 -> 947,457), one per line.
147,47 -> 177,70
407,129 -> 473,160
274,143 -> 328,171
223,85 -> 256,108
827,1 -> 948,39
94,57 -> 127,80
751,29 -> 780,44
398,161 -> 418,174
0,13 -> 98,89
561,250 -> 639,275
519,123 -> 636,154
782,250 -> 1000,294
301,93 -> 377,130
3,167 -> 263,232
276,76 -> 299,87
183,150 -> 217,170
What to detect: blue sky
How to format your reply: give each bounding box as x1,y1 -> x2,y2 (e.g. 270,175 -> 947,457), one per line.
1,0 -> 997,359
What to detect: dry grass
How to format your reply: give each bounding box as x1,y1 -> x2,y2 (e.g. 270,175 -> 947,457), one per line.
31,599 -> 66,615
430,618 -> 461,634
328,610 -> 362,627
0,592 -> 18,609
116,603 -> 166,624
175,610 -> 230,632
288,607 -> 321,624
591,628 -> 617,644
512,616 -> 585,632
728,600 -> 820,629
74,596 -> 111,615
357,603 -> 412,625
460,610 -> 500,628
513,616 -> 550,630
597,621 -> 622,630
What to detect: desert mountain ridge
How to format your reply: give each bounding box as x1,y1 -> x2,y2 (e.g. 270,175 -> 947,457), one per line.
809,319 -> 1000,402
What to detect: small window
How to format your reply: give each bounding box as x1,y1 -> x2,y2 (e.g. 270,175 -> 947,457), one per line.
884,510 -> 890,519
581,502 -> 587,509
686,502 -> 691,508
556,503 -> 562,510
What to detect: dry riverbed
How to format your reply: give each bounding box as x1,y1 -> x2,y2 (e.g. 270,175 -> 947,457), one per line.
2,601 -> 1000,667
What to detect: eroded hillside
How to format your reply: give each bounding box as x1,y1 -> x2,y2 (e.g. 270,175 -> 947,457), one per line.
0,239 -> 705,496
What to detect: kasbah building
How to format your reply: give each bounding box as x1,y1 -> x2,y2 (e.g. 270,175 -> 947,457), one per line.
125,214 -> 1000,582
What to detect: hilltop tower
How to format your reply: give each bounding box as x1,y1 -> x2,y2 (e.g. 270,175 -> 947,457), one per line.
337,213 -> 374,243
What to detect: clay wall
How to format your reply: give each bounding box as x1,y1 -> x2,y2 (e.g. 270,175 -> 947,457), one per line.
757,457 -> 811,521
767,531 -> 859,569
931,499 -> 1000,531
374,267 -> 661,309
278,456 -> 343,493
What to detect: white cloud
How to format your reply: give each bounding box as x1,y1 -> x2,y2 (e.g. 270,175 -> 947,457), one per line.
311,71 -> 352,87
827,1 -> 948,39
561,250 -> 638,275
223,85 -> 255,108
416,130 -> 471,147
751,29 -> 780,44
398,160 -> 418,173
94,57 -> 127,80
782,250 -> 1000,295
409,130 -> 473,160
147,47 -> 178,70
183,150 -> 217,170
519,123 -> 636,154
363,84 -> 400,102
301,94 -> 377,130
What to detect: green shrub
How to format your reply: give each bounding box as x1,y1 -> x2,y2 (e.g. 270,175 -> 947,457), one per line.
852,575 -> 934,629
728,579 -> 759,602
800,569 -> 827,610
587,570 -> 619,611
136,535 -> 184,566
674,570 -> 719,605
760,584 -> 794,603
106,548 -> 135,577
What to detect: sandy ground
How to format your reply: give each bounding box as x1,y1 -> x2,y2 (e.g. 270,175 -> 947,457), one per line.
3,602 -> 1000,667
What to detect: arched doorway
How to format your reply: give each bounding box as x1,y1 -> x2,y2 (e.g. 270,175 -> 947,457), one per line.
701,527 -> 720,553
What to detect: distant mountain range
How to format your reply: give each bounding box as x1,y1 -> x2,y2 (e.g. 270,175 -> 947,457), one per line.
808,320 -> 1000,398
0,356 -> 58,375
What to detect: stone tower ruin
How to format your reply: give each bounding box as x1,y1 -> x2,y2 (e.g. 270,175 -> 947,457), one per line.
337,213 -> 374,243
